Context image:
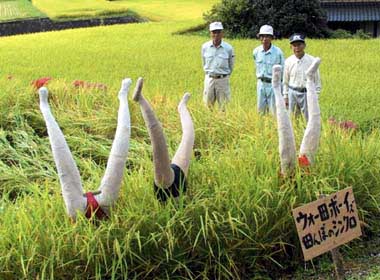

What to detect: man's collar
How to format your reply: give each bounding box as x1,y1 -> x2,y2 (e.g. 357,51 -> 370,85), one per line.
296,53 -> 306,61
210,40 -> 224,48
260,44 -> 273,53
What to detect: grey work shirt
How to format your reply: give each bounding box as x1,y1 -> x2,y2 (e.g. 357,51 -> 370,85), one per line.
201,40 -> 235,76
253,44 -> 285,80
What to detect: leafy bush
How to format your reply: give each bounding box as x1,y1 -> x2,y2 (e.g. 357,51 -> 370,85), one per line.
329,29 -> 372,39
330,29 -> 353,39
353,29 -> 372,40
204,0 -> 330,38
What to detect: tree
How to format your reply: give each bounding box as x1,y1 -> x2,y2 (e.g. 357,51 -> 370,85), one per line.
204,0 -> 329,38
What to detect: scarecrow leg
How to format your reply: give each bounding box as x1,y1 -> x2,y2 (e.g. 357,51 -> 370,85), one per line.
39,87 -> 86,220
172,92 -> 194,177
299,58 -> 322,165
272,65 -> 297,176
95,78 -> 132,213
132,78 -> 174,188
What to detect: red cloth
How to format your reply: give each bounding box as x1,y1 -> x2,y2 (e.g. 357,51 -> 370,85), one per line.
298,155 -> 310,167
73,80 -> 86,88
72,80 -> 107,91
32,77 -> 52,89
85,192 -> 108,220
328,117 -> 358,131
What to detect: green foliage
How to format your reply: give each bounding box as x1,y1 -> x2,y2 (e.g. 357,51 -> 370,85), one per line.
330,29 -> 372,40
353,29 -> 372,40
204,0 -> 329,38
330,29 -> 354,39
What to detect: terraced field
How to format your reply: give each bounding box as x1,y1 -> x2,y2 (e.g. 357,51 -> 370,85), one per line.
32,0 -> 218,21
0,0 -> 45,21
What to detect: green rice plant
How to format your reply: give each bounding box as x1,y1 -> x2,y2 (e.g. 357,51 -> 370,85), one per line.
0,12 -> 379,279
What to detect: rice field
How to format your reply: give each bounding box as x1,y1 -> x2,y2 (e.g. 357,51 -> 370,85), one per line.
0,0 -> 45,22
1,0 -> 217,22
0,2 -> 380,279
31,0 -> 218,21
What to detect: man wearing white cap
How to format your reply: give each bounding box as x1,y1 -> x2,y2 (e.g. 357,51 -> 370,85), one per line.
253,25 -> 285,115
201,22 -> 235,110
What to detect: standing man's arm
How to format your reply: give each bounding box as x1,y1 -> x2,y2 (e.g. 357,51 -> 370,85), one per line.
201,46 -> 206,68
229,47 -> 235,74
279,49 -> 285,81
279,50 -> 285,72
253,48 -> 258,79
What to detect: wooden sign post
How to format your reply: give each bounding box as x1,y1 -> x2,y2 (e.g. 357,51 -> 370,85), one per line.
292,188 -> 362,279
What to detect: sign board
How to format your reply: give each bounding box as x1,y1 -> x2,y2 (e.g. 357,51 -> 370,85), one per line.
292,187 -> 362,261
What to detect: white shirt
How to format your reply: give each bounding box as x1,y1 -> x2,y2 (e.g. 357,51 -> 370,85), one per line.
283,53 -> 321,97
201,40 -> 235,76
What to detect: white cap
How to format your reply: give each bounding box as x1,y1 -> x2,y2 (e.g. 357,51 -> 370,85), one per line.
258,25 -> 274,36
209,22 -> 223,31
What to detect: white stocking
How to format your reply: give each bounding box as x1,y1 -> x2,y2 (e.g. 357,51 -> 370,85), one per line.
272,65 -> 297,176
299,58 -> 322,165
39,87 -> 86,220
95,79 -> 132,212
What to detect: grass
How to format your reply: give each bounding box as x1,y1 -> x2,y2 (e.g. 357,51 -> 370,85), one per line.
31,0 -> 131,21
1,0 -> 216,22
0,2 -> 380,279
31,0 -> 218,21
0,0 -> 45,22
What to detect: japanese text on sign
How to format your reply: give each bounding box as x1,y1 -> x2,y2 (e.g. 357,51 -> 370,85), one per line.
292,188 -> 362,261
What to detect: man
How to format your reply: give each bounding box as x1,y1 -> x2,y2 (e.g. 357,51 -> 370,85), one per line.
201,22 -> 235,110
283,33 -> 321,121
253,25 -> 285,115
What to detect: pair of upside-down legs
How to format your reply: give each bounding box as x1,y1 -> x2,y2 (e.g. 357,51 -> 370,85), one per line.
39,78 -> 194,220
273,58 -> 322,176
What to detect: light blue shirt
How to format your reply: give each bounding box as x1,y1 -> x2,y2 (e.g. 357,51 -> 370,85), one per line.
202,40 -> 235,76
253,44 -> 285,79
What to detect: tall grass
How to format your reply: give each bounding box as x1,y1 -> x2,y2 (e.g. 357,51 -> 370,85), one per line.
0,20 -> 379,278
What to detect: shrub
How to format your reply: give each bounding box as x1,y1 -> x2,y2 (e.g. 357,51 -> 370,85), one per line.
353,29 -> 372,40
204,0 -> 330,38
330,29 -> 353,39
